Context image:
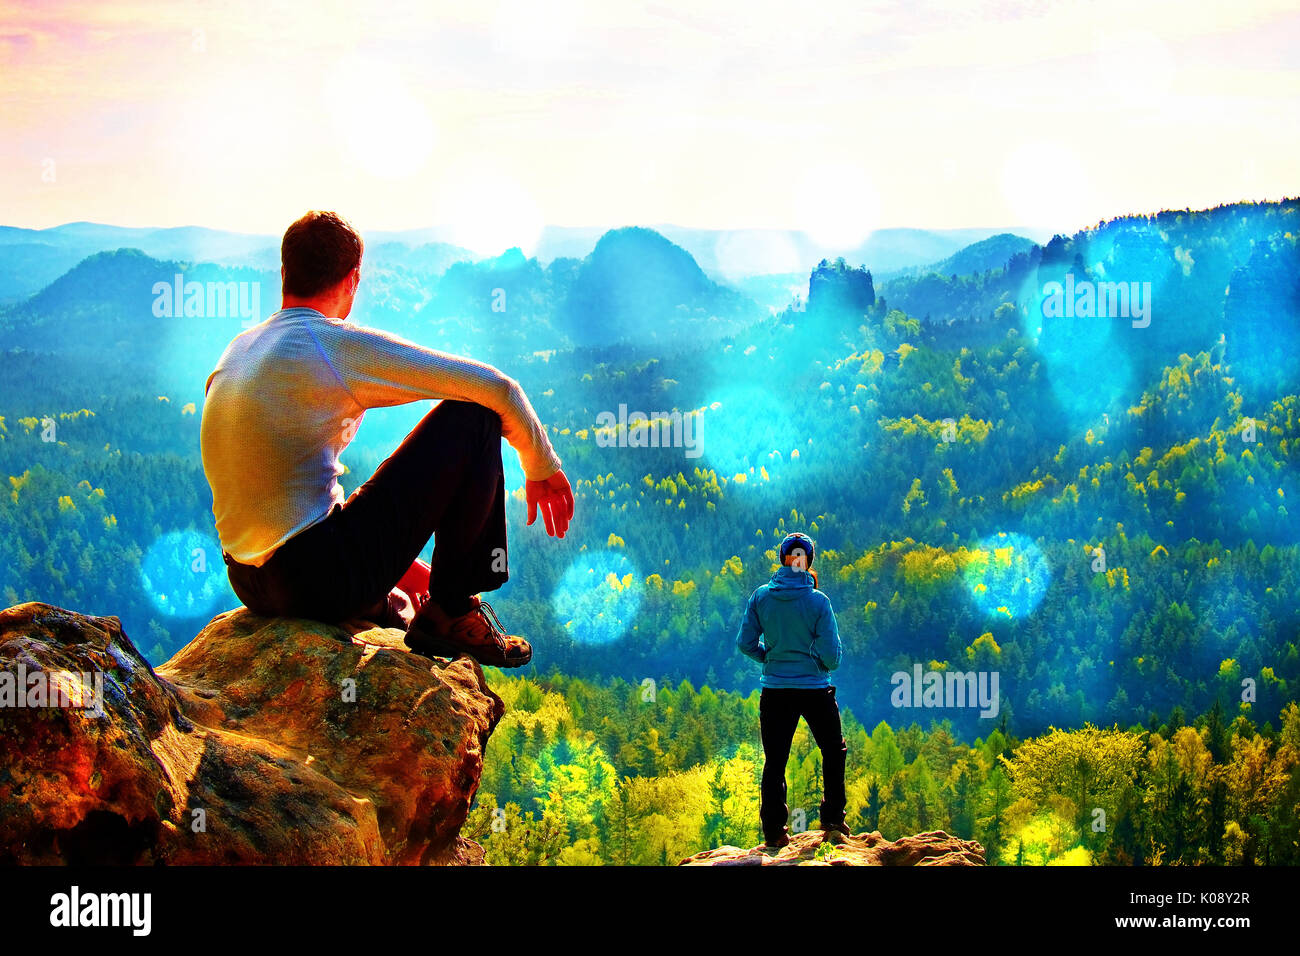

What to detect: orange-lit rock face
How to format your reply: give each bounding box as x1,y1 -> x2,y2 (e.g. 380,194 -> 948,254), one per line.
0,602 -> 502,865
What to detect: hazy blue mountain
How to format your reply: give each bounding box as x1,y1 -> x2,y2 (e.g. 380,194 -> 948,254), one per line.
0,242 -> 94,307
887,232 -> 1038,281
0,223 -> 468,303
0,221 -> 273,263
364,241 -> 474,275
0,249 -> 270,405
0,223 -> 276,301
632,224 -> 1050,280
0,221 -> 157,249
557,227 -> 760,346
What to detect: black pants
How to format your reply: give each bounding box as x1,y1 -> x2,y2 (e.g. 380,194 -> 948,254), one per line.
223,400 -> 509,624
759,685 -> 848,840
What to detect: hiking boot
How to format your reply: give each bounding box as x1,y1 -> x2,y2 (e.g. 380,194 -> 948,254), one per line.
821,817 -> 852,840
405,595 -> 532,668
764,828 -> 790,850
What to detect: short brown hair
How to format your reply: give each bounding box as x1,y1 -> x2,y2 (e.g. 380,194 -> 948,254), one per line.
281,210 -> 364,298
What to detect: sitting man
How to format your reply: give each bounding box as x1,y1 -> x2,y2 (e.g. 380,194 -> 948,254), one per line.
200,210 -> 574,667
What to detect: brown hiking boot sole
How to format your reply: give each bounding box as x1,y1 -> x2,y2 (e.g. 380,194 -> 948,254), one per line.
405,626 -> 532,668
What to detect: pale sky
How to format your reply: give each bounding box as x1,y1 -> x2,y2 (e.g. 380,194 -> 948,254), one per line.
2,0 -> 1297,251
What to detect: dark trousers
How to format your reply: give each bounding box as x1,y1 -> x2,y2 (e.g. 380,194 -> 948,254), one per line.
759,685 -> 848,840
223,400 -> 508,624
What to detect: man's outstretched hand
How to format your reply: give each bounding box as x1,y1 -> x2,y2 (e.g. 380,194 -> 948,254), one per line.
526,469 -> 575,538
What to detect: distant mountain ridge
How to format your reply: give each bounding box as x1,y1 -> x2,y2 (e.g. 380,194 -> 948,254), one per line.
0,219 -> 1047,304
884,232 -> 1037,280
0,227 -> 765,391
876,198 -> 1300,333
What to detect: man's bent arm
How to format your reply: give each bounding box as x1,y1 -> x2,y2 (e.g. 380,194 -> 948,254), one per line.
318,317 -> 562,480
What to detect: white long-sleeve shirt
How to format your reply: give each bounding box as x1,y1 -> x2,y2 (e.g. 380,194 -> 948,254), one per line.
201,307 -> 561,567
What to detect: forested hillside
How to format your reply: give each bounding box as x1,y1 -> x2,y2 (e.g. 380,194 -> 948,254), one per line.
465,673 -> 1300,865
0,202 -> 1297,863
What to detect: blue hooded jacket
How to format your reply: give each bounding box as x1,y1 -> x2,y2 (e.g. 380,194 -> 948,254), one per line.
736,566 -> 842,688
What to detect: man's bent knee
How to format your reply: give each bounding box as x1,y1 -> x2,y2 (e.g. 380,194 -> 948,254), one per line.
435,399 -> 501,440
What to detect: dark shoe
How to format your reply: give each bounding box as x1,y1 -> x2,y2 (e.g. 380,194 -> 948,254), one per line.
822,826 -> 850,846
764,828 -> 790,850
820,799 -> 850,837
405,595 -> 532,668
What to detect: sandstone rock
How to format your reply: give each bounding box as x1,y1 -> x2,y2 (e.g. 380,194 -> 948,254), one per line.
679,829 -> 986,866
0,601 -> 503,865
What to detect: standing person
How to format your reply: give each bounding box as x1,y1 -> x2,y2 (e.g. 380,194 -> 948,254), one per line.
201,210 -> 574,668
736,532 -> 848,847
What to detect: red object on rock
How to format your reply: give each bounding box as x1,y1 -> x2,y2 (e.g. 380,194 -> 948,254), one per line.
398,558 -> 431,604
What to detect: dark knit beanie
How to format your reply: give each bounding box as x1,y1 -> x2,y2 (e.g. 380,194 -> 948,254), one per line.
779,532 -> 815,566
